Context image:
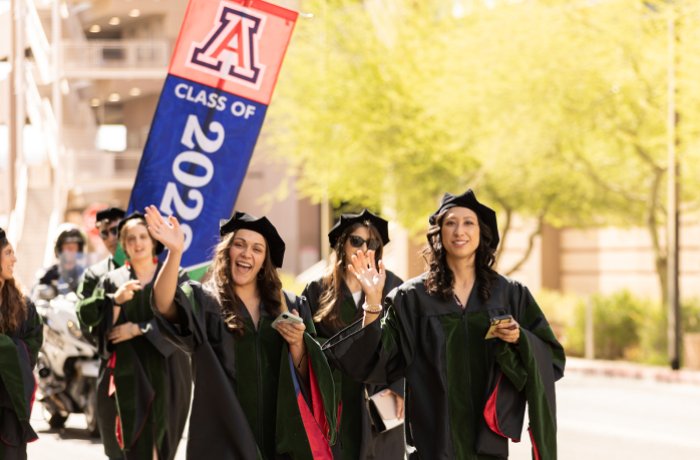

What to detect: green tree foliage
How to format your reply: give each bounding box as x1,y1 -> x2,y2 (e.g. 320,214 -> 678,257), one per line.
269,0 -> 700,288
566,290 -> 649,361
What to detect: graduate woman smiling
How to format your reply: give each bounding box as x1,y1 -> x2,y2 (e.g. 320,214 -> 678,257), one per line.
302,210 -> 405,460
323,189 -> 566,460
147,206 -> 337,460
77,212 -> 192,460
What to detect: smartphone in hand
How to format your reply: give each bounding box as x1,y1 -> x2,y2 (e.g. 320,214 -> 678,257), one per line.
271,311 -> 304,330
484,314 -> 514,339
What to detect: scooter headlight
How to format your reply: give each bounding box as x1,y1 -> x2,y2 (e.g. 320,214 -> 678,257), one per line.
66,320 -> 83,339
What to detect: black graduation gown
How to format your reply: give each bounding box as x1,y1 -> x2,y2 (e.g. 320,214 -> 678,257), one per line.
77,256 -> 121,344
303,270 -> 405,460
77,256 -> 121,302
75,256 -> 123,458
323,273 -> 566,460
78,264 -> 192,460
0,299 -> 42,460
154,281 -> 338,460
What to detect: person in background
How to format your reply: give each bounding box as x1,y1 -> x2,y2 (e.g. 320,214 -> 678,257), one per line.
323,189 -> 565,459
148,205 -> 337,459
302,209 -> 405,459
0,228 -> 43,460
33,223 -> 87,298
75,206 -> 125,459
77,212 -> 191,460
77,206 -> 126,307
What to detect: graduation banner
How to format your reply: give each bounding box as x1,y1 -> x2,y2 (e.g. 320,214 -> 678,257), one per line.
127,0 -> 298,274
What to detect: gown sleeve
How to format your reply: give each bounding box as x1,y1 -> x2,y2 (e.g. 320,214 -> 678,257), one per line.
0,299 -> 43,444
76,265 -> 100,301
136,271 -> 191,358
492,285 -> 565,391
382,271 -> 406,398
76,275 -> 114,329
479,283 -> 565,459
322,287 -> 417,386
275,292 -> 338,457
151,280 -> 211,355
19,300 -> 43,368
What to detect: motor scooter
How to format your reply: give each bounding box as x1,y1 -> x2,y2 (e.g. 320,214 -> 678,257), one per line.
33,257 -> 100,436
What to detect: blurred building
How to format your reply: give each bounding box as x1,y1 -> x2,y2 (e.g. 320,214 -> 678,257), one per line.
499,217 -> 700,301
0,0 -> 321,287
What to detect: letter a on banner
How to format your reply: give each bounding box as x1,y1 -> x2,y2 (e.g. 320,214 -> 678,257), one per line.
127,0 -> 297,277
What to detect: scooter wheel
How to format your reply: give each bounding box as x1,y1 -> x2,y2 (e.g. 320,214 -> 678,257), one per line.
48,413 -> 68,429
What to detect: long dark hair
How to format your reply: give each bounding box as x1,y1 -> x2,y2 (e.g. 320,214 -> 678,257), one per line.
422,210 -> 497,302
314,222 -> 384,330
0,234 -> 27,334
207,231 -> 283,335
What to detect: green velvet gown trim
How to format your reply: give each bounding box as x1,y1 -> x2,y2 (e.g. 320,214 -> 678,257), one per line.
275,332 -> 337,459
321,273 -> 565,459
112,282 -> 167,456
440,310 -> 502,459
180,283 -> 337,460
81,266 -> 191,459
234,313 -> 283,459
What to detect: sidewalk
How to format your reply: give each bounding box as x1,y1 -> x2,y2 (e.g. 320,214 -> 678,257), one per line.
566,357 -> 700,385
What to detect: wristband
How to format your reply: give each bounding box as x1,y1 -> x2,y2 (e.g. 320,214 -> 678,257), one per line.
362,302 -> 383,314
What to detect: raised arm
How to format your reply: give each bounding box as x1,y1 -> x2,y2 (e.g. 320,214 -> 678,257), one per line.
145,205 -> 183,322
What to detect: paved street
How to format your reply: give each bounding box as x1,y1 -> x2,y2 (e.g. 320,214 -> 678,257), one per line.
26,370 -> 700,459
26,411 -> 103,460
511,372 -> 700,459
26,406 -> 187,459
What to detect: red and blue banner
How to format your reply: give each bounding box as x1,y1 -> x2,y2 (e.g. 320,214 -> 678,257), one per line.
127,0 -> 298,273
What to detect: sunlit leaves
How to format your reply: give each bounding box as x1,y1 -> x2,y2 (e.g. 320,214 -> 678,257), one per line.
269,0 -> 700,237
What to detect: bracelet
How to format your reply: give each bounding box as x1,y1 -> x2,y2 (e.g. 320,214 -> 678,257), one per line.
362,302 -> 383,314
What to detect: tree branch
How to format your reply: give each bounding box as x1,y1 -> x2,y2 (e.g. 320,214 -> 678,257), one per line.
504,213 -> 545,277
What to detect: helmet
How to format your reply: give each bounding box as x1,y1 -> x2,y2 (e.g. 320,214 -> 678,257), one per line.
54,224 -> 87,257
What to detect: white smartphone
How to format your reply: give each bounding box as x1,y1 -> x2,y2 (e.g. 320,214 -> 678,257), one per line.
271,311 -> 304,330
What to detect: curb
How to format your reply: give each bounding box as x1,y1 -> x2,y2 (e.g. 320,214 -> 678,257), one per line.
565,357 -> 700,385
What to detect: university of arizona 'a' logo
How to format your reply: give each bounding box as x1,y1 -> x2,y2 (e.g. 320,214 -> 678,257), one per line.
188,3 -> 267,88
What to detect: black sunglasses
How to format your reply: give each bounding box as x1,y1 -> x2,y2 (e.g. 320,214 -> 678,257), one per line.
348,235 -> 380,251
100,227 -> 119,239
